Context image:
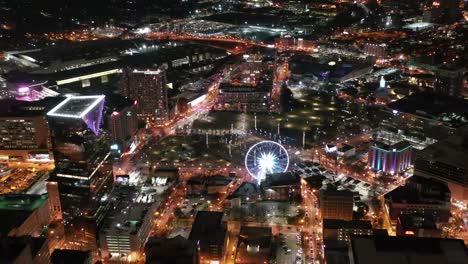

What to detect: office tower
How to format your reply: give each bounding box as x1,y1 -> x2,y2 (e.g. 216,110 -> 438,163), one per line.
46,95 -> 112,250
0,114 -> 50,161
319,189 -> 354,221
368,140 -> 412,175
120,67 -> 168,125
433,66 -> 465,97
106,96 -> 138,154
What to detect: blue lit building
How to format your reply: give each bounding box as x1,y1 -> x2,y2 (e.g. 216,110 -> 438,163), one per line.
368,140 -> 412,175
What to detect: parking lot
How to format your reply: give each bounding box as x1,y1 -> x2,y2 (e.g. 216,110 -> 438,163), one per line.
276,231 -> 305,264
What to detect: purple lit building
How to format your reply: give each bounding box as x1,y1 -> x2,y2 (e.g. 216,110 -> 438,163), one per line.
368,140 -> 412,175
46,95 -> 113,249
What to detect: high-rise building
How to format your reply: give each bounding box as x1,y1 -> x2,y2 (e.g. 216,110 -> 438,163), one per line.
120,68 -> 168,125
105,95 -> 139,154
0,114 -> 51,161
368,140 -> 413,175
433,66 -> 465,97
46,95 -> 113,250
319,189 -> 354,221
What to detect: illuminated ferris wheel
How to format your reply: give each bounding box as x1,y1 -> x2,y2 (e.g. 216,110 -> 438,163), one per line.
245,140 -> 289,183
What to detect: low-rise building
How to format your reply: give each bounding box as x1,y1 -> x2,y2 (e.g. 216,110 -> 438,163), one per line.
319,189 -> 354,221
261,172 -> 301,201
235,226 -> 272,264
227,182 -> 260,207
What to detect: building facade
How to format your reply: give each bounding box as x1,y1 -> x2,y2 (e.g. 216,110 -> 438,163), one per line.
368,140 -> 412,175
120,68 -> 168,125
319,189 -> 354,221
0,115 -> 50,161
46,95 -> 113,250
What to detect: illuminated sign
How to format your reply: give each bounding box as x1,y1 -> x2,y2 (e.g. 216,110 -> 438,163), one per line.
56,69 -> 120,85
47,95 -> 105,119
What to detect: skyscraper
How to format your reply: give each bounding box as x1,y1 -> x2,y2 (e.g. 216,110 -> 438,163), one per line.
46,95 -> 113,249
120,67 -> 168,126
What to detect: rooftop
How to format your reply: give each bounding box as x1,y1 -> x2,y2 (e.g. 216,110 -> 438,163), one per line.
101,186 -> 159,236
189,211 -> 226,246
47,95 -> 105,119
323,219 -> 372,230
370,140 -> 412,152
417,134 -> 468,169
145,235 -> 197,264
350,236 -> 468,264
262,172 -> 301,188
50,249 -> 91,264
228,182 -> 259,199
385,176 -> 450,205
238,226 -> 272,249
398,214 -> 438,230
0,194 -> 48,236
386,92 -> 468,128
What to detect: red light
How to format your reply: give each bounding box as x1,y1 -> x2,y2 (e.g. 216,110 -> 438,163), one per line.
134,100 -> 138,105
112,111 -> 120,116
405,230 -> 415,235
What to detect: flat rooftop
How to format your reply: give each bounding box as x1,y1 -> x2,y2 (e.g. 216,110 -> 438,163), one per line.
262,172 -> 301,188
189,211 -> 226,246
387,92 -> 468,128
0,194 -> 48,211
370,140 -> 411,152
101,186 -> 159,235
47,95 -> 105,119
417,134 -> 468,169
323,219 -> 372,230
350,235 -> 468,264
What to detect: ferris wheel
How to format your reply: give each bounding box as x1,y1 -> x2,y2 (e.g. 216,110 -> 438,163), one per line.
245,140 -> 289,183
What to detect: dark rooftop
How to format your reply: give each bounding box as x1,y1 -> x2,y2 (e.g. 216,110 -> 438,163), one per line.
188,211 -> 226,246
398,214 -> 438,230
145,235 -> 197,264
385,176 -> 450,204
0,194 -> 49,236
238,226 -> 272,249
351,236 -> 468,264
262,172 -> 301,188
323,219 -> 372,230
387,92 -> 468,128
228,182 -> 259,199
50,249 -> 91,264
